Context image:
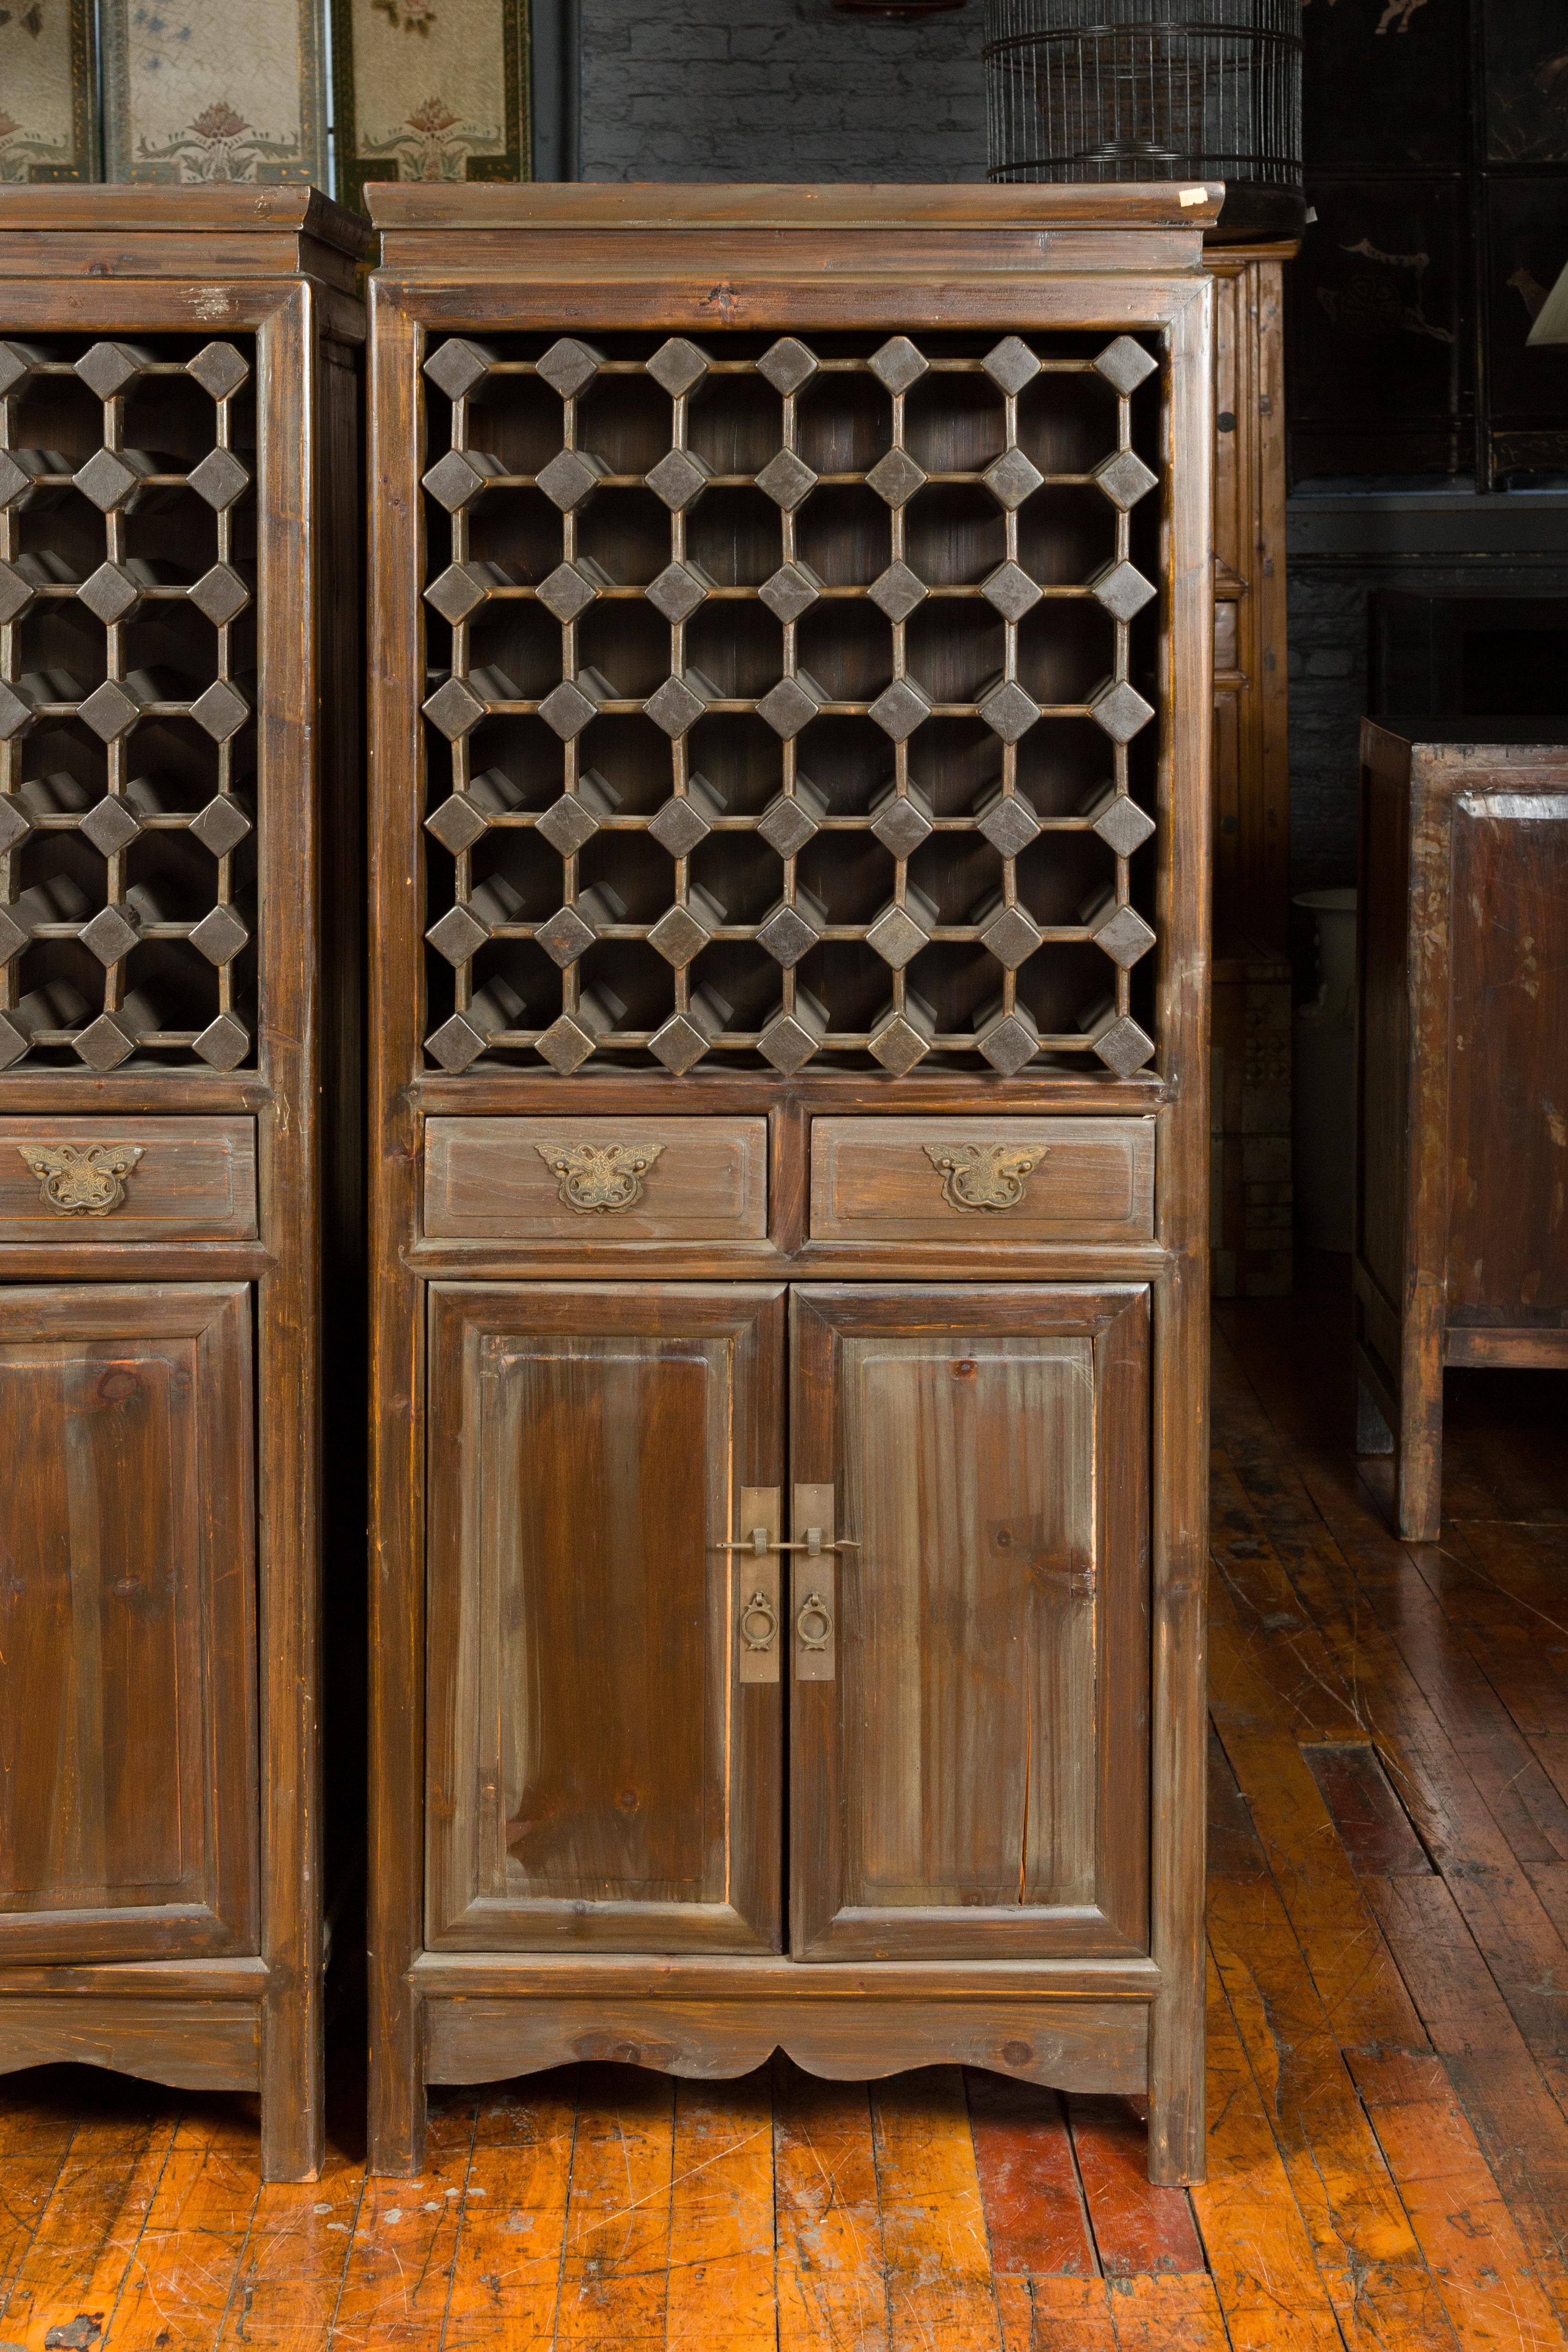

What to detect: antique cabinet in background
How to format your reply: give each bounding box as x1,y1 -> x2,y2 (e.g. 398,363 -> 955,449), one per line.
0,190 -> 365,2182
367,182 -> 1215,2184
1355,721 -> 1568,1540
1207,243 -> 1294,1298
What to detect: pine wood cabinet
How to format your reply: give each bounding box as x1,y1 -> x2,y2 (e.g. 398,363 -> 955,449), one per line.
0,190 -> 366,2180
367,184 -> 1215,2184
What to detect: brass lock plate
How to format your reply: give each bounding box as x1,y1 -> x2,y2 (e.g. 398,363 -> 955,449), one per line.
793,1482 -> 837,1682
736,1485 -> 780,1685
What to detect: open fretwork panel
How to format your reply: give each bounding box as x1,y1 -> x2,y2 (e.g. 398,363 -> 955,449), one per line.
0,189 -> 365,2185
419,323 -> 1164,1079
368,184 -> 1214,2192
0,331 -> 257,1069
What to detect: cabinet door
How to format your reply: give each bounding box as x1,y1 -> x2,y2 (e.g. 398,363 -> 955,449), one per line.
426,1283 -> 785,1953
790,1285 -> 1149,1961
0,1285 -> 256,1962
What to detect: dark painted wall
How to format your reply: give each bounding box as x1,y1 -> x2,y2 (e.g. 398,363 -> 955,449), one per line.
579,0 -> 987,183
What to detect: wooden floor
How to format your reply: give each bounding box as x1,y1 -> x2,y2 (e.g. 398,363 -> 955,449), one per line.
5,1258 -> 1568,2351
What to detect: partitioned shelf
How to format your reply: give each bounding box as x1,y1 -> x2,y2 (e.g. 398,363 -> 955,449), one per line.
417,326 -> 1165,1080
0,334 -> 258,1072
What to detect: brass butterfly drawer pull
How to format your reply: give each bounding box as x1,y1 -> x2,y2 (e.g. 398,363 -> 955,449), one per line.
17,1141 -> 143,1217
535,1139 -> 664,1213
922,1139 -> 1049,1212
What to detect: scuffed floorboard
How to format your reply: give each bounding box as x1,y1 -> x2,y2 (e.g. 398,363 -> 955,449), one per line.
4,1258 -> 1568,2350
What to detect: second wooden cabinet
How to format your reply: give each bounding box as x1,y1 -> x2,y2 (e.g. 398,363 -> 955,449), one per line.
425,1278 -> 1149,1967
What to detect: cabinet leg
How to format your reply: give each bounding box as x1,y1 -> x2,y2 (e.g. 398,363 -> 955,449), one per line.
1396,1424 -> 1443,1544
1147,1990 -> 1206,2186
260,1980 -> 324,2184
369,2006 -> 427,2178
1396,1356 -> 1444,1544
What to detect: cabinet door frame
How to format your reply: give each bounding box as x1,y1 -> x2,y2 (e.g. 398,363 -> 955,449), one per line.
789,1282 -> 1150,1963
0,1283 -> 257,1963
425,1281 -> 786,1955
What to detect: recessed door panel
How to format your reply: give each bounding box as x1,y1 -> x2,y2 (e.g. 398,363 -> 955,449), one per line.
426,1283 -> 785,1953
790,1284 -> 1150,1961
0,1284 -> 256,1961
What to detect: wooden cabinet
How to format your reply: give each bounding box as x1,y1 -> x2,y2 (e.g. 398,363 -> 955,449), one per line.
1354,722 -> 1568,1539
1207,246 -> 1295,1299
368,185 -> 1214,2185
0,191 -> 365,2177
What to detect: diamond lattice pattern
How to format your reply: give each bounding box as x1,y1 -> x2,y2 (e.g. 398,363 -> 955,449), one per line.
419,327 -> 1163,1078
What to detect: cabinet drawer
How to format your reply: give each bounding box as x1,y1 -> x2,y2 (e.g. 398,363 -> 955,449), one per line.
424,1117 -> 768,1241
810,1117 -> 1154,1242
0,1117 -> 257,1240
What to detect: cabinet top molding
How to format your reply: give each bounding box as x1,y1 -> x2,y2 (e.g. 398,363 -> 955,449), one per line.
0,187 -> 372,285
368,179 -> 1223,266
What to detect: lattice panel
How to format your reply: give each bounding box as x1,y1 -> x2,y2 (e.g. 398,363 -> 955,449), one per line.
0,335 -> 257,1071
419,327 -> 1164,1078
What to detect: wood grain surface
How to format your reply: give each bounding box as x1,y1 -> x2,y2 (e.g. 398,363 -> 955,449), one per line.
0,1118 -> 257,1240
808,1116 -> 1155,1243
789,1284 -> 1150,1963
0,1284 -> 255,1963
424,1116 -> 769,1241
425,1283 -> 785,1955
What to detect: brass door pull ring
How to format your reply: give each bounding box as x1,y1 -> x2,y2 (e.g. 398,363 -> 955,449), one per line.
795,1592 -> 834,1651
739,1592 -> 779,1651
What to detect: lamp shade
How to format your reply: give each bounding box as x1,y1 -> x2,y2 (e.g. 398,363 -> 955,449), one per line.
1527,258 -> 1568,347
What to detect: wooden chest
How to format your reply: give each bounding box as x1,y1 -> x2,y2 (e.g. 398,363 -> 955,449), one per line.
1355,720 -> 1568,1538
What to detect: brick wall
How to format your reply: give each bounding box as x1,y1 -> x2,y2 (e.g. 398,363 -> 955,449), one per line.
1287,554 -> 1568,898
579,0 -> 988,183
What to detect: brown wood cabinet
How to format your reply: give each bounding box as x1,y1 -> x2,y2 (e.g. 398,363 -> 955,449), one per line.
1207,245 -> 1294,1299
366,184 -> 1215,2184
0,190 -> 366,2180
1354,721 -> 1568,1540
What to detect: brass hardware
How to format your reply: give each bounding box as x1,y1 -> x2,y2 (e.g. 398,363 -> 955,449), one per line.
793,1483 -> 840,1682
795,1591 -> 833,1650
740,1592 -> 779,1651
720,1484 -> 853,1682
922,1138 -> 1049,1212
535,1139 -> 664,1213
17,1142 -> 143,1217
718,1528 -> 859,1558
734,1485 -> 780,1685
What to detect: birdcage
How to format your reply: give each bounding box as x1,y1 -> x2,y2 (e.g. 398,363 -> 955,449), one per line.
983,0 -> 1303,240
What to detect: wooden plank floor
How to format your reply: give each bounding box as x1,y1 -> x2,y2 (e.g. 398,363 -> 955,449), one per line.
5,1258 -> 1568,2352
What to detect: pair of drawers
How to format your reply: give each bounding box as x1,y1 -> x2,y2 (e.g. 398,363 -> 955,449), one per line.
423,1116 -> 1154,1244
0,1117 -> 257,1240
